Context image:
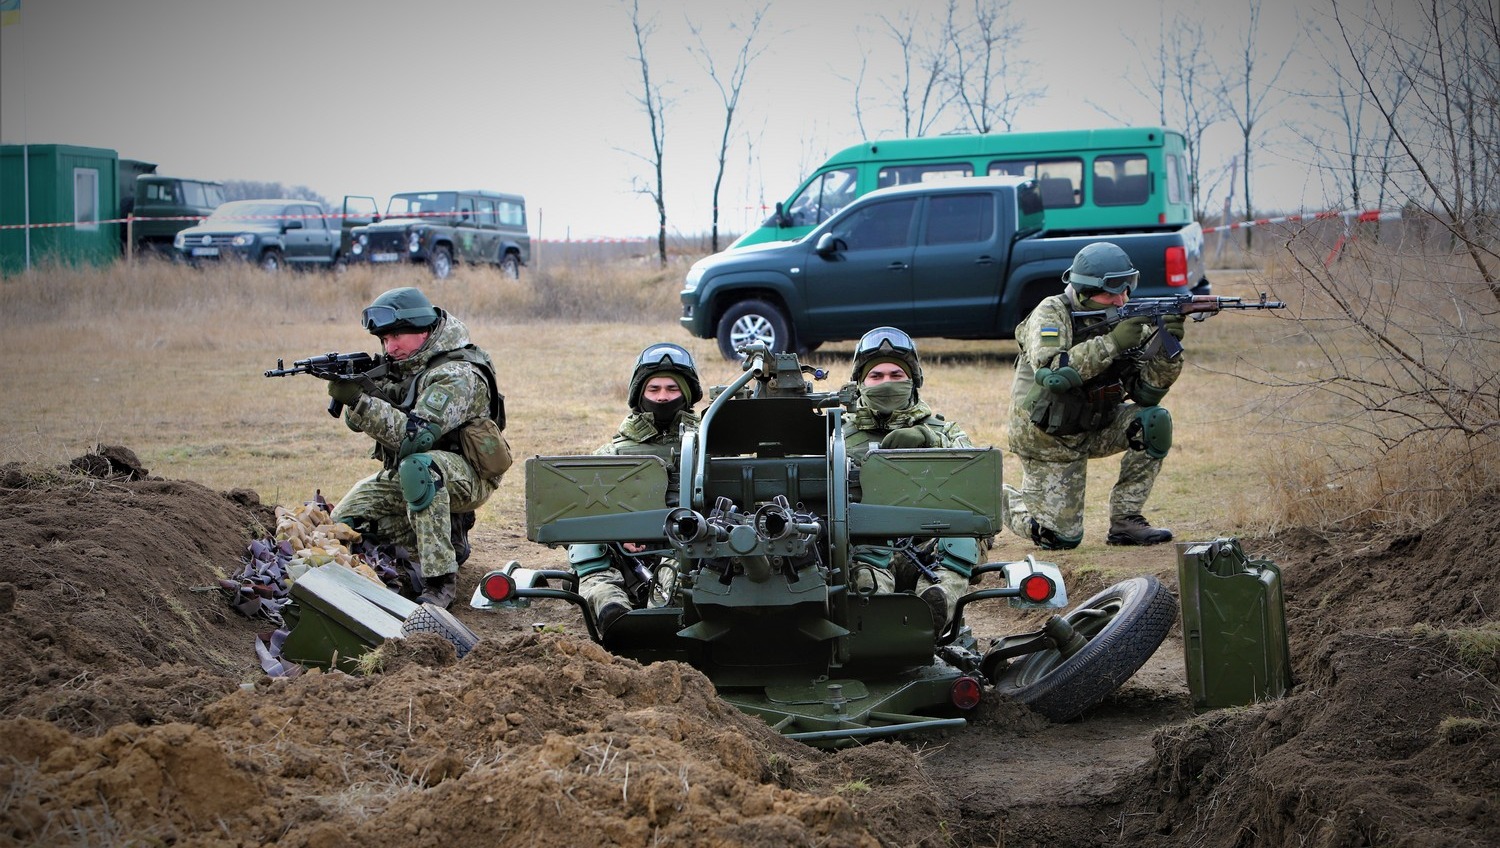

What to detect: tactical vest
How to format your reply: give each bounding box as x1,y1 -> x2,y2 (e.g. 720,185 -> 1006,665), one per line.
377,345 -> 506,467
1026,314 -> 1129,437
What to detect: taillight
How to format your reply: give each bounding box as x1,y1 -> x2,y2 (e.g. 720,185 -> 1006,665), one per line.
479,571 -> 516,602
1019,573 -> 1056,603
951,676 -> 982,710
1165,245 -> 1188,287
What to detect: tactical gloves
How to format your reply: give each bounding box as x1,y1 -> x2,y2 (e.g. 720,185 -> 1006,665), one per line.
327,379 -> 362,406
880,426 -> 936,449
1108,316 -> 1153,349
1163,314 -> 1187,340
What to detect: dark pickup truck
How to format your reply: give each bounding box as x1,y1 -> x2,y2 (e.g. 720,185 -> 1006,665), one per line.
680,176 -> 1208,359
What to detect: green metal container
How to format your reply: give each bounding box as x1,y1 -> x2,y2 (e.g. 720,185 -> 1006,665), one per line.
1177,537 -> 1293,710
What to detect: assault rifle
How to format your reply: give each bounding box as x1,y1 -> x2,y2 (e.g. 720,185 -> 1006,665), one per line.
1074,293 -> 1286,360
265,351 -> 386,417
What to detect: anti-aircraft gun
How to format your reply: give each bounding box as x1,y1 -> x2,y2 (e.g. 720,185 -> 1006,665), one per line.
474,346 -> 1175,747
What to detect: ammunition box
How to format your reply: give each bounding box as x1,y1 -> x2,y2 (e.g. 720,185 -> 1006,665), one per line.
525,455 -> 671,542
859,448 -> 1003,526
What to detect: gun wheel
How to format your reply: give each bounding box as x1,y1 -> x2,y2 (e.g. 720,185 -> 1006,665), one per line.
993,575 -> 1175,721
401,603 -> 481,659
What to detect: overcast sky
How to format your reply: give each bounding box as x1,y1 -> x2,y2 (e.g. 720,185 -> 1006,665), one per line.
3,0 -> 1385,240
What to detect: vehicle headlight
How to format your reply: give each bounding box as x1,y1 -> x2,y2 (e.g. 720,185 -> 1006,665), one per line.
408,231 -> 421,253
356,233 -> 367,246
173,232 -> 185,249
683,263 -> 705,293
352,239 -> 364,255
232,233 -> 257,247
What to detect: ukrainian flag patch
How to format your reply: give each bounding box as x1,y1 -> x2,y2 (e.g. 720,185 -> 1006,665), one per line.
1039,326 -> 1060,344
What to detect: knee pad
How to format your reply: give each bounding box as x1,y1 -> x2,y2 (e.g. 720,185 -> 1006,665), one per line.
1127,406 -> 1173,459
1029,519 -> 1081,550
932,537 -> 979,578
398,454 -> 440,512
568,543 -> 615,578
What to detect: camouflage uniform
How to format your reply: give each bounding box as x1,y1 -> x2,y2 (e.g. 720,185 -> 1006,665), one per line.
569,343 -> 704,629
842,329 -> 981,632
573,407 -> 699,618
1004,289 -> 1182,548
330,312 -> 501,581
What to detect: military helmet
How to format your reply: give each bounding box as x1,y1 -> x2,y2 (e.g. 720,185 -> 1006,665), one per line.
628,342 -> 703,411
362,287 -> 440,336
851,326 -> 923,389
1062,242 -> 1139,294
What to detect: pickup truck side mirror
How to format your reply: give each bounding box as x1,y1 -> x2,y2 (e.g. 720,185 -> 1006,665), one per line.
775,201 -> 792,228
814,232 -> 845,257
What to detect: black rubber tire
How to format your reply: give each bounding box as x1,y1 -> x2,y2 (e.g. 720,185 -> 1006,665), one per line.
428,245 -> 453,279
715,299 -> 791,360
499,252 -> 521,279
401,602 -> 480,658
994,575 -> 1176,722
258,249 -> 283,272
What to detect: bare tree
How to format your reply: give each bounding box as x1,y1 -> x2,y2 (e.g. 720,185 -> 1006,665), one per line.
688,4 -> 770,253
944,0 -> 1043,134
1214,0 -> 1295,248
624,0 -> 670,267
1332,0 -> 1500,296
1295,15 -> 1413,215
884,4 -> 957,137
1110,12 -> 1225,221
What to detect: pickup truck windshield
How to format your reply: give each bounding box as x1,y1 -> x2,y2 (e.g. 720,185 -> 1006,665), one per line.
207,201 -> 286,222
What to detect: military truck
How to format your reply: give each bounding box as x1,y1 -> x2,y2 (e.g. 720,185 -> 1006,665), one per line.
470,346 -> 1177,746
118,161 -> 226,256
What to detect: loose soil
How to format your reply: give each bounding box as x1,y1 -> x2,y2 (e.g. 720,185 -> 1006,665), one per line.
1,447 -> 1495,847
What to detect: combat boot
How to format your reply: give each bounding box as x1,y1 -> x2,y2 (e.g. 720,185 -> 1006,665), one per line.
597,601 -> 630,632
450,511 -> 476,567
1106,514 -> 1174,546
415,572 -> 459,609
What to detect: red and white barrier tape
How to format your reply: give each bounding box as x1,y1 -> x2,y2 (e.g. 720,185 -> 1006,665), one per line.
1204,209 -> 1401,234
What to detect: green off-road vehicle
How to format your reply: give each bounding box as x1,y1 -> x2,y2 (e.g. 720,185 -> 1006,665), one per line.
470,346 -> 1177,747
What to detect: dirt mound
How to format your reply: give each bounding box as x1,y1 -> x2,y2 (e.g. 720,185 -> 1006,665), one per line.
0,448 -> 1495,847
1105,488 -> 1500,848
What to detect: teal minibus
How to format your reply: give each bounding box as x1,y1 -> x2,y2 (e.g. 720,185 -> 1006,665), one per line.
733,126 -> 1193,248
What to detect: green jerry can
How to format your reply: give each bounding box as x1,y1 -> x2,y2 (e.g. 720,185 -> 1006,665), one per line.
1177,537 -> 1293,710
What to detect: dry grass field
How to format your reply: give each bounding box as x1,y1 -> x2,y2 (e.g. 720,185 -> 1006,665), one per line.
0,242 -> 1493,566
0,256 -> 1291,551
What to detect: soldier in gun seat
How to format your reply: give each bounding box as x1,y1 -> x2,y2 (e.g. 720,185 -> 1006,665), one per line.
324,286 -> 510,609
1003,242 -> 1185,550
568,342 -> 703,632
842,326 -> 979,635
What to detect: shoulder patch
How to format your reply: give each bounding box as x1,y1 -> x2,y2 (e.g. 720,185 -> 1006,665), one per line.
1039,326 -> 1061,344
419,386 -> 454,417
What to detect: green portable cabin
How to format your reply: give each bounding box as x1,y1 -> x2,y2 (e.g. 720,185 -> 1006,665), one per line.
1,143 -> 121,275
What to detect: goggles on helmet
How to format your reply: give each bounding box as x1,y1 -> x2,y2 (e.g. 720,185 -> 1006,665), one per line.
855,326 -> 917,357
1070,268 -> 1139,295
362,305 -> 433,334
637,343 -> 696,371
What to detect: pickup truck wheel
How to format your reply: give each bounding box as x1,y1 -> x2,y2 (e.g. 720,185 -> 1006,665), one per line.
993,575 -> 1176,722
716,299 -> 791,360
499,253 -> 521,280
429,246 -> 453,279
258,249 -> 283,272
